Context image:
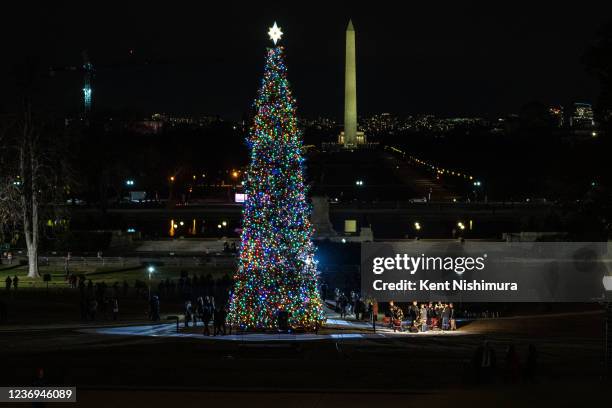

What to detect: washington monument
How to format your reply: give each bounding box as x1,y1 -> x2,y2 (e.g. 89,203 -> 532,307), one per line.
339,19 -> 366,147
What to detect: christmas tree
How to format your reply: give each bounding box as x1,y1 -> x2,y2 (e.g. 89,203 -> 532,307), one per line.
228,24 -> 325,331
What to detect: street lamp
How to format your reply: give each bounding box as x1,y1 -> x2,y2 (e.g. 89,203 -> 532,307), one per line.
414,221 -> 422,239
168,176 -> 176,201
147,265 -> 155,301
473,180 -> 483,201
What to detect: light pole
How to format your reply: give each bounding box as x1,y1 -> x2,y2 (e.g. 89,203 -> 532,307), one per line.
473,180 -> 482,202
456,221 -> 466,239
168,176 -> 175,201
147,265 -> 155,301
414,222 -> 421,239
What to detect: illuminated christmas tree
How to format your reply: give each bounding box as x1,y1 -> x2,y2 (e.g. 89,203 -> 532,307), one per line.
228,23 -> 325,331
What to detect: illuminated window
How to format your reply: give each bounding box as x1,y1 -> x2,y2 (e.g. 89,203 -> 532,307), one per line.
344,220 -> 357,233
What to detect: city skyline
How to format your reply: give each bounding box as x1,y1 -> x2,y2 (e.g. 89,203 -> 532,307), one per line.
2,2 -> 611,120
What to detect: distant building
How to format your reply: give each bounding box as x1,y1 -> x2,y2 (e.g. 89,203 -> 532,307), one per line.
150,113 -> 220,128
299,117 -> 337,130
548,105 -> 564,127
569,103 -> 594,128
128,120 -> 163,135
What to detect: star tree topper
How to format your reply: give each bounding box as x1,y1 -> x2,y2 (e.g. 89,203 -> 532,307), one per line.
268,22 -> 283,45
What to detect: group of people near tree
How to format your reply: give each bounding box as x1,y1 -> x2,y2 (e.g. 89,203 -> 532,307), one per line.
183,295 -> 228,336
334,289 -> 375,321
388,300 -> 457,332
79,279 -> 120,321
331,289 -> 459,333
4,275 -> 19,291
222,241 -> 237,253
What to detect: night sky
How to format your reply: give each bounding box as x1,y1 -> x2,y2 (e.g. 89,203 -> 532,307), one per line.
3,2 -> 611,120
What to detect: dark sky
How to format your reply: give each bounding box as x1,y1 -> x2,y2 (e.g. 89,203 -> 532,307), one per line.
3,1 -> 611,120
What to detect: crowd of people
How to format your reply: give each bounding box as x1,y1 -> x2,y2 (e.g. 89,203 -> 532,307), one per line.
183,295 -> 229,336
330,287 -> 460,333
388,300 -> 457,332
222,241 -> 238,253
71,270 -> 233,327
3,260 -> 498,340
333,289 -> 376,321
78,277 -> 120,321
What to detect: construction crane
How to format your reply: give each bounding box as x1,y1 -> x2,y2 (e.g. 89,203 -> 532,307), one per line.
48,49 -> 225,121
48,50 -> 94,120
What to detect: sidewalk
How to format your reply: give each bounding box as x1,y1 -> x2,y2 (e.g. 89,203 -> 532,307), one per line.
82,304 -> 465,341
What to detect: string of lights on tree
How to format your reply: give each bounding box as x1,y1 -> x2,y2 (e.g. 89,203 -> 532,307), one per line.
228,23 -> 325,331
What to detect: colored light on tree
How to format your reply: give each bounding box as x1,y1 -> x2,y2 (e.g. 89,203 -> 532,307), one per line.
228,44 -> 324,331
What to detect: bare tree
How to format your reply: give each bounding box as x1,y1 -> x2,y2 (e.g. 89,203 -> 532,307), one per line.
19,106 -> 42,278
0,106 -> 72,279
